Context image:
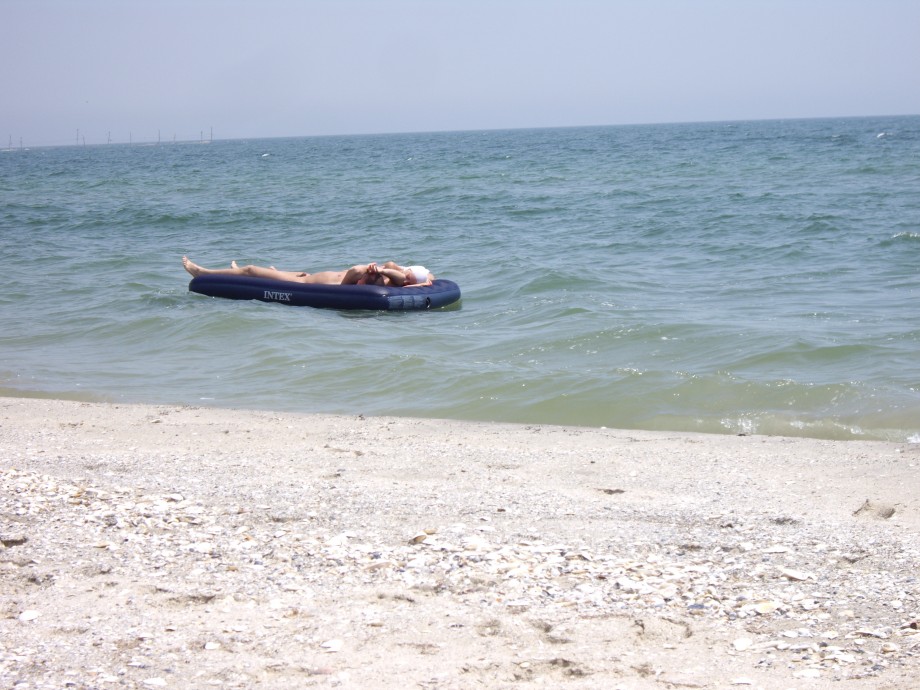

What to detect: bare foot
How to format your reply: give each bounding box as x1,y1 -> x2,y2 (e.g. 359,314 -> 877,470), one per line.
182,256 -> 203,277
231,261 -> 239,269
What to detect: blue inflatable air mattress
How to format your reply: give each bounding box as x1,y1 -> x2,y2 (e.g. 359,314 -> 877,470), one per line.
188,275 -> 461,311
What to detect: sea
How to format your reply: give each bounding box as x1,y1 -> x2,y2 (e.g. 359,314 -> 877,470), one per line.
2,116 -> 918,442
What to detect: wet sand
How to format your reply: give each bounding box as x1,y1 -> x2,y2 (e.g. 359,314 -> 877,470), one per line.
2,397 -> 918,688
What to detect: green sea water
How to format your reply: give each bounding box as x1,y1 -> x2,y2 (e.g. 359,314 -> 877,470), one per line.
2,116 -> 918,440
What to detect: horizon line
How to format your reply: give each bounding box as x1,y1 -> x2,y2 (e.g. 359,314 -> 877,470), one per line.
6,112 -> 918,151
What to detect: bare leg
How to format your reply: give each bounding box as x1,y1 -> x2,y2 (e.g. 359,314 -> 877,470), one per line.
304,270 -> 349,284
183,256 -> 312,282
231,259 -> 278,271
183,256 -> 208,277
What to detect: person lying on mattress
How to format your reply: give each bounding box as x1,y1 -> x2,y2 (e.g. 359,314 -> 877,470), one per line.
182,256 -> 433,287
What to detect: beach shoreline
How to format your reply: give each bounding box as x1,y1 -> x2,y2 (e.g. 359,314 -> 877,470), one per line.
2,396 -> 918,688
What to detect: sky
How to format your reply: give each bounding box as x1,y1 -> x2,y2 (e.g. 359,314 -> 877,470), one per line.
4,0 -> 919,147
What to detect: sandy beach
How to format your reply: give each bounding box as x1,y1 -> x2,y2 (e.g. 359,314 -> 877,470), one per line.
1,397 -> 918,689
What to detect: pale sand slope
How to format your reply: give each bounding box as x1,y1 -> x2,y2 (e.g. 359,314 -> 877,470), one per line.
1,397 -> 918,690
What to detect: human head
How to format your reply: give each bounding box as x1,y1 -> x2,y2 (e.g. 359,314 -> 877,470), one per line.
405,265 -> 429,285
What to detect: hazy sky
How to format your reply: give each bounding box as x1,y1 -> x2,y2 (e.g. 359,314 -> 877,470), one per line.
5,0 -> 919,146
